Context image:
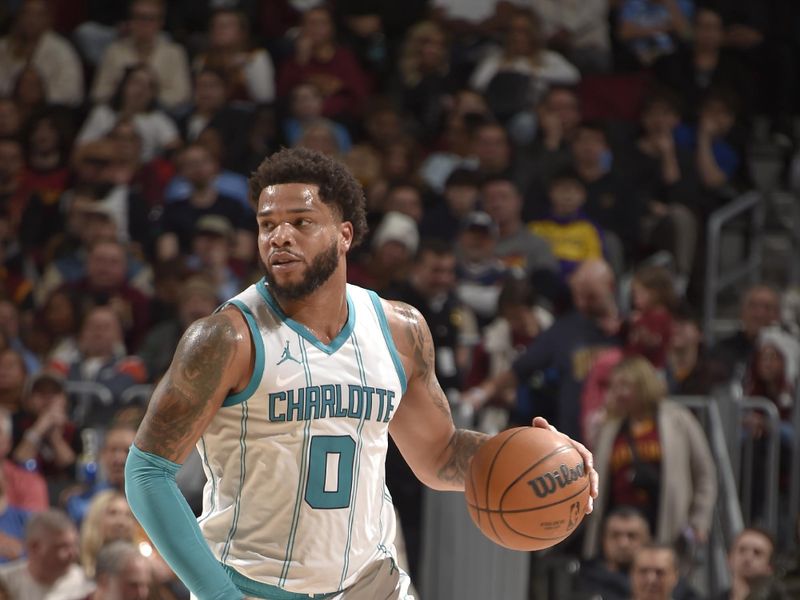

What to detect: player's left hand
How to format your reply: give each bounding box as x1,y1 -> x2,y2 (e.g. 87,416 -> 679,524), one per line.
532,417 -> 598,514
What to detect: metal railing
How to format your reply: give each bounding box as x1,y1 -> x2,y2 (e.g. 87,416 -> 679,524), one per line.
671,397 -> 744,597
703,191 -> 765,347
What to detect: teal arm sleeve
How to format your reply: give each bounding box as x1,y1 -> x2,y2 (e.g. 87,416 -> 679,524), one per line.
125,444 -> 244,600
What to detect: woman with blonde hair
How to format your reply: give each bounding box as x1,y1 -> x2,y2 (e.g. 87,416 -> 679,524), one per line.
582,356 -> 717,560
396,20 -> 454,139
80,489 -> 136,578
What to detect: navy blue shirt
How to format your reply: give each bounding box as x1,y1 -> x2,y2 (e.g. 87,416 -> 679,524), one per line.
511,312 -> 620,442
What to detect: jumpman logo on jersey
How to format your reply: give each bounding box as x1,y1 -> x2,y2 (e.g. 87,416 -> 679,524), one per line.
276,340 -> 302,365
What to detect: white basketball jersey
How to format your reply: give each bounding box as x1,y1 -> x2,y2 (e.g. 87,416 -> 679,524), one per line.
196,279 -> 407,596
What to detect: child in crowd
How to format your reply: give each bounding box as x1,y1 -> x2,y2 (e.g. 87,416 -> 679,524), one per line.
529,169 -> 604,279
626,265 -> 677,368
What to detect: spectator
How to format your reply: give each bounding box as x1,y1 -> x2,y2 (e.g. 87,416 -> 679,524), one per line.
581,347 -> 625,447
0,407 -> 47,512
654,6 -> 752,121
293,118 -> 345,158
454,211 -> 509,326
382,182 -> 424,224
90,0 -> 191,111
419,168 -> 481,244
157,143 -> 256,263
466,259 -> 622,440
11,371 -> 78,489
0,99 -> 21,139
185,216 -> 242,302
282,83 -> 352,153
0,137 -> 38,240
0,300 -> 39,375
709,285 -> 780,378
582,357 -> 717,557
193,9 -> 276,104
10,65 -> 48,123
470,8 -> 580,118
575,506 -> 652,600
481,175 -> 558,278
18,110 -> 73,212
50,306 -> 147,423
277,5 -> 370,121
630,544 -> 680,600
64,240 -> 152,350
348,211 -> 418,294
0,349 -> 27,413
48,140 -> 154,252
33,196 -> 144,308
0,509 -> 92,599
65,423 -> 137,525
625,91 -> 701,280
137,277 -> 218,382
529,169 -> 605,279
90,540 -> 152,600
529,0 -> 611,73
742,325 -> 799,429
0,0 -> 84,106
714,528 -> 777,600
418,89 -> 490,193
105,119 -> 174,211
395,20 -> 454,140
0,465 -> 31,565
465,275 -> 552,426
626,265 -> 677,368
666,304 -> 726,395
571,121 -> 637,270
674,90 -> 742,194
517,85 -> 582,191
33,289 -> 82,366
79,490 -> 135,578
78,64 -> 181,163
617,0 -> 693,67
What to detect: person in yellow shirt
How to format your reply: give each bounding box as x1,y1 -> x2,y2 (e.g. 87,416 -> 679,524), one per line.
530,168 -> 604,279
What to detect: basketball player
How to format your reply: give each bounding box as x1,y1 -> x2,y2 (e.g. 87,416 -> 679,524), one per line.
125,148 -> 599,599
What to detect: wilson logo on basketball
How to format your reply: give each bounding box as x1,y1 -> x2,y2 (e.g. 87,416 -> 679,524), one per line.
527,462 -> 585,498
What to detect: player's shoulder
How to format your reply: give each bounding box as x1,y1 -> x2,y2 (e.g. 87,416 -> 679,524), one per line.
179,308 -> 251,356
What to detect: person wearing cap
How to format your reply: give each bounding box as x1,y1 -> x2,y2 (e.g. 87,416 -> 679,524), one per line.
185,215 -> 242,302
347,211 -> 419,294
11,371 -> 79,494
454,211 -> 508,327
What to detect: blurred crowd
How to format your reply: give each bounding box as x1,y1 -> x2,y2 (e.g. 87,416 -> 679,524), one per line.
0,0 -> 799,598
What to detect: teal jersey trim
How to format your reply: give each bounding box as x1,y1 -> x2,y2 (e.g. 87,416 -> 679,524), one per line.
256,279 -> 355,355
221,401 -> 249,564
222,300 -> 266,407
339,331 -> 368,588
367,291 -> 407,394
197,436 -> 217,526
279,336 -> 314,586
223,565 -> 335,600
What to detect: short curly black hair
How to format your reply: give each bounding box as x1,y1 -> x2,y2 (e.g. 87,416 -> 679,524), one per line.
249,147 -> 368,248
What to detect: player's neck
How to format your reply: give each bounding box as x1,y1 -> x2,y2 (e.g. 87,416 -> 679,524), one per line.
273,271 -> 349,344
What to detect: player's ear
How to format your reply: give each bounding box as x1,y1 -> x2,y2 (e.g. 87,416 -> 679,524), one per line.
339,221 -> 353,252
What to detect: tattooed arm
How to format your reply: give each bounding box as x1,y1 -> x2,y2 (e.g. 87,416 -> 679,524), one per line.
125,309 -> 252,600
134,308 -> 252,462
385,300 -> 488,491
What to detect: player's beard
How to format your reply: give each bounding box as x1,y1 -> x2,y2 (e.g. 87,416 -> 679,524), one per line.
264,237 -> 340,301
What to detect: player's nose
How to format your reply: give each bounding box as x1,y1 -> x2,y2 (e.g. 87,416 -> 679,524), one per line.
269,222 -> 295,247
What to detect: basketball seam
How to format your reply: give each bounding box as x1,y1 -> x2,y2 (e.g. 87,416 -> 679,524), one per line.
483,428 -> 527,546
466,480 -> 590,514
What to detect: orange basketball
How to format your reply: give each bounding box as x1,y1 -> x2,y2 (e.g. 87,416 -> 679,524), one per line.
465,427 -> 590,551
